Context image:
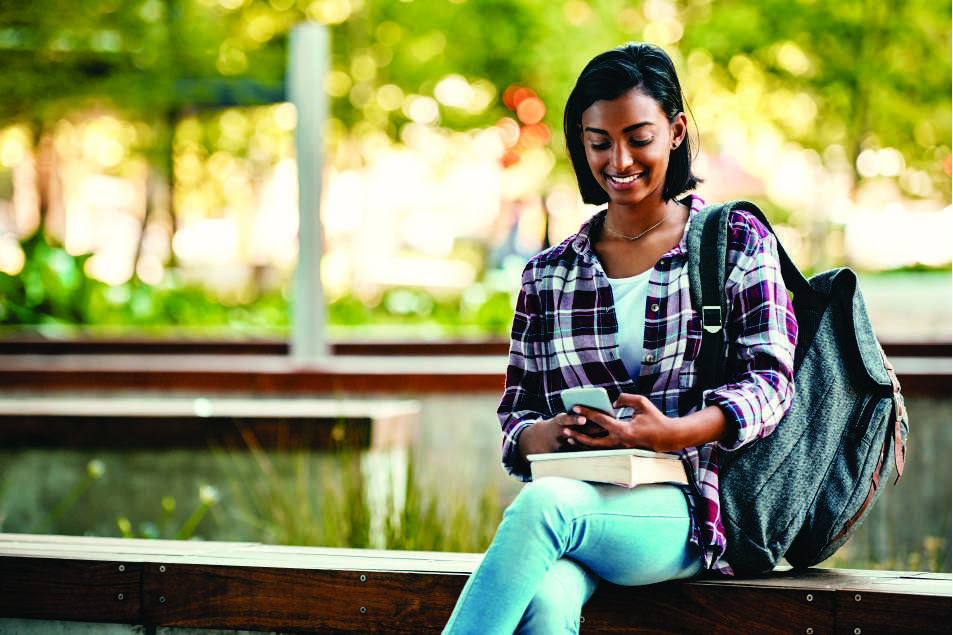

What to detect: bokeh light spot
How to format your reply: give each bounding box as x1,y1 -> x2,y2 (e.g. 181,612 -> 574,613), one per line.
563,0 -> 591,25
274,103 -> 297,131
435,74 -> 472,108
516,97 -> 546,125
406,96 -> 440,124
377,84 -> 405,111
496,118 -> 520,148
325,71 -> 353,98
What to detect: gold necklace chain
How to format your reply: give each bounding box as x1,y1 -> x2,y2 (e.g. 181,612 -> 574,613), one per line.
603,209 -> 673,241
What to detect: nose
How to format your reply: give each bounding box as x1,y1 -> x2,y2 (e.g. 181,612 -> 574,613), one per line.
610,144 -> 633,171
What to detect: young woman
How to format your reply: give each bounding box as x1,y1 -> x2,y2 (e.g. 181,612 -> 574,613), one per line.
443,42 -> 798,634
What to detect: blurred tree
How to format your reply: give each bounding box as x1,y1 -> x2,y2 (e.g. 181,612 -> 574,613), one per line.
680,0 -> 951,199
3,0 -> 949,189
0,0 -> 948,282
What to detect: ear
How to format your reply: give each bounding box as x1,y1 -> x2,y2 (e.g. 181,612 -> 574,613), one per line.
671,112 -> 688,149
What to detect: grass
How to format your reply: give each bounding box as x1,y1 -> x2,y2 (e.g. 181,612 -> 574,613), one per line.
211,427 -> 503,552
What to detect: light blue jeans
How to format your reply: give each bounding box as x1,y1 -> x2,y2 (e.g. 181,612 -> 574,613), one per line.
442,478 -> 703,635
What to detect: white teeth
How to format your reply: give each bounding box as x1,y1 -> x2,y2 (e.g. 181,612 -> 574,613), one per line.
610,173 -> 639,184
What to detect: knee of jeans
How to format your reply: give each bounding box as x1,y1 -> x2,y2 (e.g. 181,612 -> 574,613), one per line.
505,477 -> 583,525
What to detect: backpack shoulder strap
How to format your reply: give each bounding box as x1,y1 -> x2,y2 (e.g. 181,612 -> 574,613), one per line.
685,199 -> 810,411
687,202 -> 731,336
684,203 -> 732,413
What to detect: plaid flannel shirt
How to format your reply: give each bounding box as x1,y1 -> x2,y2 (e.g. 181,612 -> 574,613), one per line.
497,195 -> 797,574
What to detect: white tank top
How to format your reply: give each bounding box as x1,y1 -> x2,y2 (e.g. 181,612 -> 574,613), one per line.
606,268 -> 652,381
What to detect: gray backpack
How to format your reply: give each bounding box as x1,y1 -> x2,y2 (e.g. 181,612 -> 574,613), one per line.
686,200 -> 908,574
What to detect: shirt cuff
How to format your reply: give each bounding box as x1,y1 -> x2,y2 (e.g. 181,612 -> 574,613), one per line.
704,389 -> 756,451
502,419 -> 537,481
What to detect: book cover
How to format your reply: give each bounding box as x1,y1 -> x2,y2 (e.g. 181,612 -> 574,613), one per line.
527,448 -> 688,487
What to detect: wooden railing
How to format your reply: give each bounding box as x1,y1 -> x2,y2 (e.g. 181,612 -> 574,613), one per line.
0,534 -> 949,634
0,338 -> 948,395
1,336 -> 949,358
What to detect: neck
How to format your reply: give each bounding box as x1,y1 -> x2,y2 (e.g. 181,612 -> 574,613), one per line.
605,196 -> 678,237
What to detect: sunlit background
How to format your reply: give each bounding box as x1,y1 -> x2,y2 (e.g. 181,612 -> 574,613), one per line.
0,0 -> 950,576
0,0 -> 950,338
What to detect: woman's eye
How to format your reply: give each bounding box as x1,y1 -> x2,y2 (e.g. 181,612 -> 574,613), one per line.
630,138 -> 652,147
590,143 -> 610,151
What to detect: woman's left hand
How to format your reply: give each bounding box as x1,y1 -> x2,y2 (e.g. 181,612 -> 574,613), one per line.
566,393 -> 731,453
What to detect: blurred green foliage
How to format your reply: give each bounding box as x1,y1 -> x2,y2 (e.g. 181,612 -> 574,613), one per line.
0,0 -> 949,333
0,232 -> 289,330
0,231 -> 516,335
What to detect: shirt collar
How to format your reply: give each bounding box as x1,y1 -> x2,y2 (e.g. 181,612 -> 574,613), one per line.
569,208 -> 607,261
677,194 -> 706,256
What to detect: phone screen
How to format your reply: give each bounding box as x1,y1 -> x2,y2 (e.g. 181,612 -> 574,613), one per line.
560,386 -> 614,415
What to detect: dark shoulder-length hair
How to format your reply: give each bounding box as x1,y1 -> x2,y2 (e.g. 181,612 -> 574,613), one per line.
563,42 -> 701,205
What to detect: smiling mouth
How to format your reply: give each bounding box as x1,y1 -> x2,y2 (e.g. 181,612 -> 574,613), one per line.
607,172 -> 642,185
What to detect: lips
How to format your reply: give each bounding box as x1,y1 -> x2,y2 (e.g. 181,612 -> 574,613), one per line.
607,172 -> 643,186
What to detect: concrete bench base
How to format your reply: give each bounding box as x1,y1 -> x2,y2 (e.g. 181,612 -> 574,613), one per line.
1,534 -> 949,634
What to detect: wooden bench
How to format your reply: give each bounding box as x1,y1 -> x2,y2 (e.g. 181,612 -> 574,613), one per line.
0,534 -> 949,634
0,353 -> 508,394
0,349 -> 947,395
0,336 -> 947,359
0,395 -> 419,451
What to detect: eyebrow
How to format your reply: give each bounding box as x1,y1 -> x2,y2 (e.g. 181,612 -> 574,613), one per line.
583,122 -> 652,135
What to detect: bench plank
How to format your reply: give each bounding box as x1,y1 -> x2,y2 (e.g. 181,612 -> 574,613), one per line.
835,589 -> 950,635
0,354 -> 508,394
1,534 -> 949,634
583,582 -> 834,634
1,337 -> 947,359
0,352 -> 945,396
141,562 -> 467,634
0,556 -> 142,625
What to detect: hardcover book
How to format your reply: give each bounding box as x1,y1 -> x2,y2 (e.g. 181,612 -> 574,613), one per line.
527,448 -> 688,487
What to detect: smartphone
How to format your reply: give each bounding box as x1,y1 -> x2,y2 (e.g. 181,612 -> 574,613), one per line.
560,386 -> 614,415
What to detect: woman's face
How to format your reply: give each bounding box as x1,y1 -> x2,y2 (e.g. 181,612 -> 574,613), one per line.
580,86 -> 686,208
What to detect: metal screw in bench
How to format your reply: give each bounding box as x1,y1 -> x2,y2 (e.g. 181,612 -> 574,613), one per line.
854,594 -> 862,601
159,596 -> 166,604
360,574 -> 366,582
854,629 -> 861,635
807,628 -> 814,634
806,593 -> 813,601
118,565 -> 125,572
117,593 -> 124,601
360,607 -> 366,614
159,565 -> 166,573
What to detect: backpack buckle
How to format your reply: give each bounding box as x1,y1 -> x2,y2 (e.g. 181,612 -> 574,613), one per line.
702,306 -> 722,333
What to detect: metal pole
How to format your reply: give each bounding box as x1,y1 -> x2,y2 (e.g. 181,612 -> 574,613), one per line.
288,23 -> 329,360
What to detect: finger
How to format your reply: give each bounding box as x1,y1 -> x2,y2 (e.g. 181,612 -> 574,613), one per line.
572,405 -> 617,424
560,410 -> 589,427
577,411 -> 623,436
613,393 -> 649,411
572,421 -> 609,438
571,404 -> 612,419
564,430 -> 614,449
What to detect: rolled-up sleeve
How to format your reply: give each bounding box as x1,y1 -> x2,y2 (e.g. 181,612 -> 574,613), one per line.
498,272 -> 547,479
704,213 -> 798,451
